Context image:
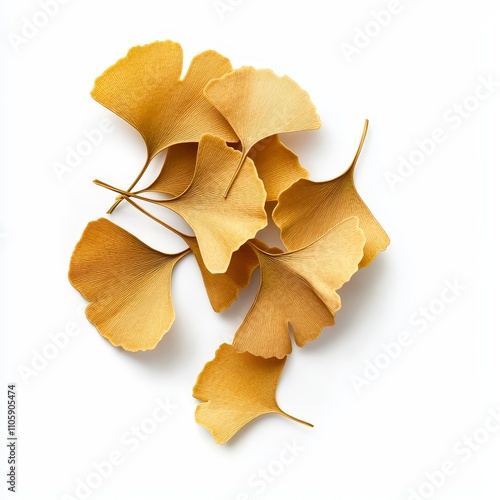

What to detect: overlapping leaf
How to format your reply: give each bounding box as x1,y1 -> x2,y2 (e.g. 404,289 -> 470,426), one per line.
91,40 -> 238,212
68,218 -> 189,351
204,66 -> 321,195
139,143 -> 198,197
92,40 -> 237,161
95,134 -> 268,273
273,121 -> 390,268
232,217 -> 366,359
193,344 -> 312,444
249,135 -> 309,201
116,197 -> 261,313
183,237 -> 259,312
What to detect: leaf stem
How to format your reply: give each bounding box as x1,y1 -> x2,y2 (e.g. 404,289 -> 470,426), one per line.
349,119 -> 369,174
121,198 -> 188,241
223,147 -> 248,198
278,409 -> 314,428
95,179 -> 188,241
107,156 -> 152,214
94,179 -> 163,205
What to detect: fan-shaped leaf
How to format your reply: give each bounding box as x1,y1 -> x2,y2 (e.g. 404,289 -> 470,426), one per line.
233,217 -> 366,358
204,67 -> 321,196
193,343 -> 312,444
68,218 -> 189,351
95,134 -> 267,274
249,135 -> 309,201
273,120 -> 389,268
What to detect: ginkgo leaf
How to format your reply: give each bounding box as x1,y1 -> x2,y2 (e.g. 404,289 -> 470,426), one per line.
91,40 -> 238,211
95,134 -> 268,274
68,218 -> 189,351
118,197 -> 260,313
204,66 -> 321,196
193,343 -> 312,444
139,143 -> 198,197
232,217 -> 366,359
248,135 -> 309,201
273,120 -> 390,268
184,237 -> 259,312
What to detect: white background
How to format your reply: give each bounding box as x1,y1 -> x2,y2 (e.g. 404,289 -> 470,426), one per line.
1,1 -> 499,499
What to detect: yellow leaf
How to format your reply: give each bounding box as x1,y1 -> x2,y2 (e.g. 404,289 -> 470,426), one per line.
95,134 -> 268,274
249,135 -> 309,201
116,198 -> 262,313
193,344 -> 312,444
204,67 -> 321,196
184,237 -> 259,312
139,143 -> 198,197
68,218 -> 189,351
273,120 -> 390,268
91,40 -> 237,211
92,40 -> 237,159
233,217 -> 366,359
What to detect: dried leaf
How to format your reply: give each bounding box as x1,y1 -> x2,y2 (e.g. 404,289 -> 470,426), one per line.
249,135 -> 309,201
96,134 -> 267,274
183,237 -> 258,312
232,217 -> 366,359
139,143 -> 198,197
91,40 -> 238,212
91,41 -> 237,160
204,67 -> 321,195
68,218 -> 189,351
119,196 -> 260,313
193,343 -> 312,444
273,120 -> 390,268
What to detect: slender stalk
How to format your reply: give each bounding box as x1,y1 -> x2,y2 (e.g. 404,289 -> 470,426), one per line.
222,147 -> 248,198
278,409 -> 314,428
122,198 -> 188,241
95,178 -> 189,241
349,119 -> 369,174
94,179 -> 162,205
107,197 -> 123,215
107,156 -> 152,214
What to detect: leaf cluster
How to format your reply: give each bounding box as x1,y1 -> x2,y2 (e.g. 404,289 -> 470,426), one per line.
69,40 -> 389,444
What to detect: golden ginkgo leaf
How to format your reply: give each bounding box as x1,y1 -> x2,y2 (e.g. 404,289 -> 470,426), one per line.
204,66 -> 321,196
119,197 -> 259,312
68,218 -> 189,351
184,236 -> 259,312
248,135 -> 309,201
139,143 -> 198,197
193,343 -> 312,444
95,134 -> 267,274
91,40 -> 238,211
92,41 -> 237,158
232,217 -> 366,359
273,120 -> 390,268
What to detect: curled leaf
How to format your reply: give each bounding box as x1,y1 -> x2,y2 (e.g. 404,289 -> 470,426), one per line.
68,218 -> 189,351
249,135 -> 309,201
204,66 -> 321,195
233,217 -> 366,359
273,120 -> 390,268
96,134 -> 268,274
193,343 -> 312,444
